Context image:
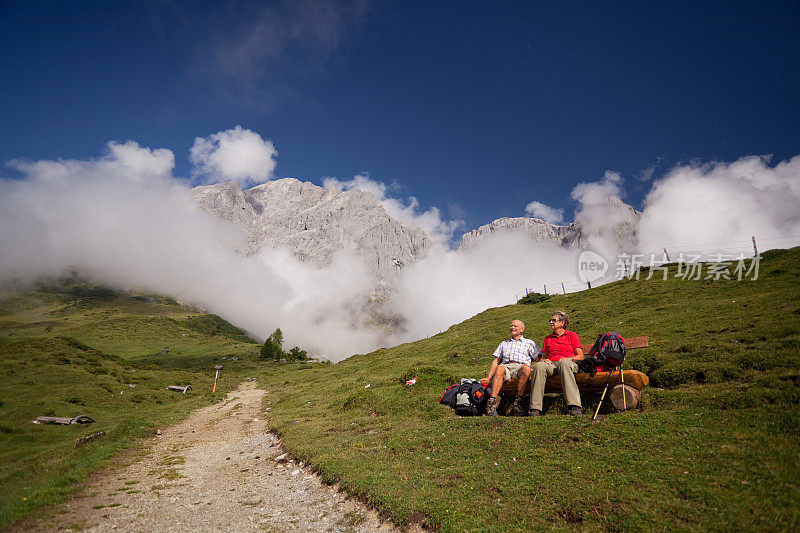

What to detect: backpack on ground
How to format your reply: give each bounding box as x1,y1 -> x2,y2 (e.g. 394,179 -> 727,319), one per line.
440,378 -> 491,416
578,332 -> 626,375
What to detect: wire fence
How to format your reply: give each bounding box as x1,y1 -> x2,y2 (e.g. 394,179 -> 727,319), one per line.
518,234 -> 800,299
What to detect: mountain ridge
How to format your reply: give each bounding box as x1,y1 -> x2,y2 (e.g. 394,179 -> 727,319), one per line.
193,178 -> 431,292
194,179 -> 642,291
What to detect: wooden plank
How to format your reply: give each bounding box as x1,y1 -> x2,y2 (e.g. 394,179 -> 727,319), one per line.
500,369 -> 649,395
579,335 -> 649,353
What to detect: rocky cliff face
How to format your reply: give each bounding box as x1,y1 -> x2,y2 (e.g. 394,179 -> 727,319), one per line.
194,180 -> 640,295
459,217 -> 582,251
573,196 -> 641,251
193,179 -> 431,291
458,197 -> 641,252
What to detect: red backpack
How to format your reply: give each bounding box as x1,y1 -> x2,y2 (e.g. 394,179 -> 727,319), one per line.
578,332 -> 626,374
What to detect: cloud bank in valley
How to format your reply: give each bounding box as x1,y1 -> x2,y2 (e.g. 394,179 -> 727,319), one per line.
0,134 -> 380,359
2,127 -> 799,360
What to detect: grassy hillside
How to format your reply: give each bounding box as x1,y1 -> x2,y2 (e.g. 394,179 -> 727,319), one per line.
260,247 -> 800,531
0,278 -> 261,527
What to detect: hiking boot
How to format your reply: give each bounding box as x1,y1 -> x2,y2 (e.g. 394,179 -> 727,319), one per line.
512,396 -> 526,416
568,406 -> 583,416
485,396 -> 500,417
528,408 -> 541,417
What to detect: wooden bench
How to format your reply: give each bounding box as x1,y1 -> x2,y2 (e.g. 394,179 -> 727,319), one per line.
498,336 -> 650,410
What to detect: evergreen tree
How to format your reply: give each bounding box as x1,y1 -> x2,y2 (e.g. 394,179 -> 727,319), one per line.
287,346 -> 308,362
260,328 -> 310,363
260,328 -> 285,361
270,328 -> 283,349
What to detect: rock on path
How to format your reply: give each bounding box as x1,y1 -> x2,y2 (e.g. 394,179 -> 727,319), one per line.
21,382 -> 396,532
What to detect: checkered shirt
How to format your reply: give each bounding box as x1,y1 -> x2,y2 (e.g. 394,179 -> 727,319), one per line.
492,335 -> 541,366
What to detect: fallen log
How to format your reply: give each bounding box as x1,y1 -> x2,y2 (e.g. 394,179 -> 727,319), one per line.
76,431 -> 106,446
500,369 -> 650,395
610,384 -> 641,410
34,415 -> 95,425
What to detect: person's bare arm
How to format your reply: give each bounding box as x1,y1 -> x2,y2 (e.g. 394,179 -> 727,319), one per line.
480,357 -> 499,384
571,346 -> 585,362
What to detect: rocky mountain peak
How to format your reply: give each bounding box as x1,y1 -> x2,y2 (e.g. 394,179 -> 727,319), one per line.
193,179 -> 431,291
458,217 -> 581,251
458,197 -> 641,252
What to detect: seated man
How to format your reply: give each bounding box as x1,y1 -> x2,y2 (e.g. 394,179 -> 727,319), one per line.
480,319 -> 541,417
529,310 -> 584,416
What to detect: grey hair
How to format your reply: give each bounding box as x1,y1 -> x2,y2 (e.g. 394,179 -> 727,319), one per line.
551,310 -> 569,326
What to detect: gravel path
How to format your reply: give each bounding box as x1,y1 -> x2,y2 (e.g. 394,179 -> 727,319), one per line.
20,381 -> 397,532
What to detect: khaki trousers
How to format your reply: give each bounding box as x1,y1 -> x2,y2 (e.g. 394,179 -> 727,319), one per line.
529,359 -> 581,411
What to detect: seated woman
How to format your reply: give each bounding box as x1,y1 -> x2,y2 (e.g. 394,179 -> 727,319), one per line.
529,310 -> 584,416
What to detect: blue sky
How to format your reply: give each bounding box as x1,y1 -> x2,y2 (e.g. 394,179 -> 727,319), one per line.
2,0 -> 799,232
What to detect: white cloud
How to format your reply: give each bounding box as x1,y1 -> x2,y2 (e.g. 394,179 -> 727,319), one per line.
567,170 -> 636,257
190,126 -> 277,184
11,141 -> 175,186
323,174 -> 463,245
323,174 -> 386,201
5,137 -> 800,363
390,233 -> 581,339
524,201 -> 565,224
637,155 -> 800,255
570,170 -> 623,204
1,141 -> 380,362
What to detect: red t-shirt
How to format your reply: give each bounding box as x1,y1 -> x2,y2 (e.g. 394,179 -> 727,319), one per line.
542,330 -> 581,362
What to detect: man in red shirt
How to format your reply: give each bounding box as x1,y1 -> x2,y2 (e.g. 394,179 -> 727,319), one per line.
529,310 -> 585,416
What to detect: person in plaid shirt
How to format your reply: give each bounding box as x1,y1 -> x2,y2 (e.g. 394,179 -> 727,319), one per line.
480,319 -> 541,416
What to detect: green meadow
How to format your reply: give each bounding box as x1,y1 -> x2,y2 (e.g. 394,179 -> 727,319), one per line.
2,248 -> 799,531
0,278 -> 260,527
260,247 -> 800,531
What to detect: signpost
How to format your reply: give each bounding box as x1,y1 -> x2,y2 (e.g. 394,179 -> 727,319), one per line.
212,365 -> 223,393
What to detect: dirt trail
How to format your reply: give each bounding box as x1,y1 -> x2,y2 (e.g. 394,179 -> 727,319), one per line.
21,382 -> 396,532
